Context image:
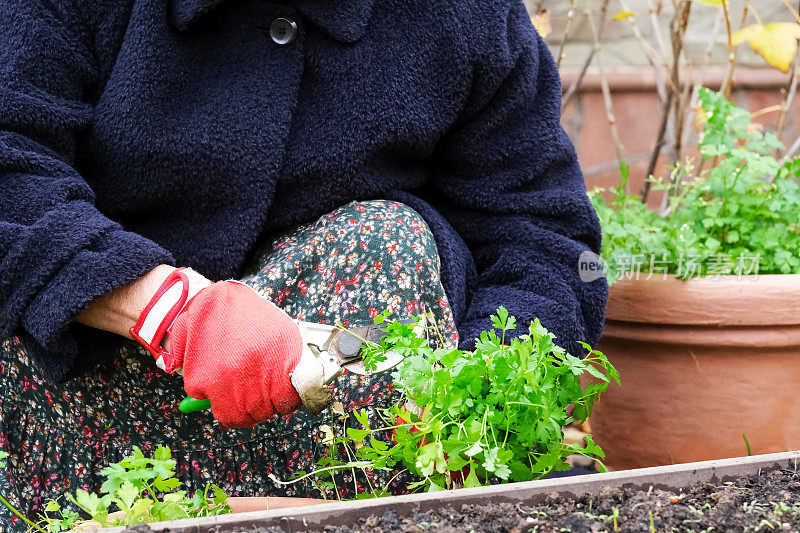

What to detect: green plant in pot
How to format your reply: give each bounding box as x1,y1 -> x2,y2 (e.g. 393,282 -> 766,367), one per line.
587,89 -> 800,470
593,88 -> 800,282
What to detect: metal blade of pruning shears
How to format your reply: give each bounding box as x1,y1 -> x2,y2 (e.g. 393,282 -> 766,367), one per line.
178,318 -> 419,414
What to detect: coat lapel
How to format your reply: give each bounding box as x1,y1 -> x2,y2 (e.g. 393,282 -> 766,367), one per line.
169,0 -> 374,42
292,0 -> 374,43
168,0 -> 228,32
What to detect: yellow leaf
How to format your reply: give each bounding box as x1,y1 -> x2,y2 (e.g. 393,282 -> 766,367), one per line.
731,24 -> 762,46
613,11 -> 635,21
694,0 -> 727,6
530,10 -> 551,38
732,23 -> 800,72
747,122 -> 765,134
692,105 -> 708,132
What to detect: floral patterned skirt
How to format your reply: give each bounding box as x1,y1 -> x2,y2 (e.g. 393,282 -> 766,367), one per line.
0,200 -> 458,531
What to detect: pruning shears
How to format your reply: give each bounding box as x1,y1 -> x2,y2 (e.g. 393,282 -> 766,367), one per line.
178,319 -> 415,416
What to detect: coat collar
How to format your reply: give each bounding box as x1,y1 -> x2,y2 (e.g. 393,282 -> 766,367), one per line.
169,0 -> 374,43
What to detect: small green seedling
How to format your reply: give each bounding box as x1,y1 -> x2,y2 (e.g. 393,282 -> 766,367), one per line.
0,446 -> 232,531
743,434 -> 753,456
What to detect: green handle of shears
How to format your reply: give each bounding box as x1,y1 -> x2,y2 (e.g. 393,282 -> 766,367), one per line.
179,396 -> 211,413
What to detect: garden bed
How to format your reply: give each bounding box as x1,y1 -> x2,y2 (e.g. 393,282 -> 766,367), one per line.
320,466 -> 800,532
105,451 -> 800,532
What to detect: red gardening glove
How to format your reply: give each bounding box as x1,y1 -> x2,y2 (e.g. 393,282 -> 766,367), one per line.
130,268 -> 303,428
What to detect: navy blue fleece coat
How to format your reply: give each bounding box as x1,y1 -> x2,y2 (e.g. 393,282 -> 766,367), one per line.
0,0 -> 608,381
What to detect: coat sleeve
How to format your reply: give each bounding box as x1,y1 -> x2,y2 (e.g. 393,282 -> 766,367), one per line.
0,2 -> 173,362
433,0 -> 607,355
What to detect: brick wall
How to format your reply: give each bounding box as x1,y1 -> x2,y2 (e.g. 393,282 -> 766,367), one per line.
521,1 -> 800,202
526,0 -> 789,69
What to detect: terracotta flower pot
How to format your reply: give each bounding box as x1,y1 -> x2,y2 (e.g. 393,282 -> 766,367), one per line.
124,497 -> 324,516
227,496 -> 326,513
590,274 -> 800,470
73,497 -> 325,529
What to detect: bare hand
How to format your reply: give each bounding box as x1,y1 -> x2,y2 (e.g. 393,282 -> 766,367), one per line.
75,264 -> 178,338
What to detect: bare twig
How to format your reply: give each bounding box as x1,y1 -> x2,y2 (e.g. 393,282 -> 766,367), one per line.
585,0 -> 625,169
679,10 -> 725,167
782,134 -> 800,163
687,11 -> 724,103
752,105 -> 786,119
615,0 -> 664,69
617,0 -> 668,102
561,0 -> 612,111
777,60 -> 799,140
718,0 -> 735,98
641,90 -> 674,201
720,0 -> 750,99
777,1 -> 800,143
781,0 -> 800,167
557,0 -> 578,69
642,0 -> 692,202
670,68 -> 693,167
615,0 -> 680,186
684,12 -> 725,179
657,1 -> 693,213
749,3 -> 763,26
646,0 -> 669,61
781,0 -> 800,24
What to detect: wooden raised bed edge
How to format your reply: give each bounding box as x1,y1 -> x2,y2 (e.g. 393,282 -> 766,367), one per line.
102,450 -> 800,532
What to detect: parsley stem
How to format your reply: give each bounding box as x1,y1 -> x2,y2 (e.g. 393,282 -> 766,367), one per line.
0,493 -> 48,533
502,404 -> 511,447
362,461 -> 376,495
505,401 -> 546,408
341,441 -> 359,495
198,483 -> 211,517
381,468 -> 408,494
423,311 -> 447,348
269,461 -> 374,486
480,409 -> 491,450
367,422 -> 424,433
143,480 -> 160,507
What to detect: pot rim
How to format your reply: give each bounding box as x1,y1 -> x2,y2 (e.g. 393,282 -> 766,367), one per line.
605,274 -> 800,326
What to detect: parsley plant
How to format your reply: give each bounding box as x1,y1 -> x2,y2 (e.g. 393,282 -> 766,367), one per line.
0,446 -> 232,531
308,308 -> 618,494
592,89 -> 800,282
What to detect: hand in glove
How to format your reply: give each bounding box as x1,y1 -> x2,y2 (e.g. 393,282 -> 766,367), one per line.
130,268 -> 303,427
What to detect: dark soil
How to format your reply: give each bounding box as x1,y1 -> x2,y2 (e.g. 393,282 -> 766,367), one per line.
276,467 -> 800,532
151,467 -> 800,532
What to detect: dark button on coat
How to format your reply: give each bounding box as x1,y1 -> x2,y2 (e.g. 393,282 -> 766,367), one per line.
0,0 -> 608,380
